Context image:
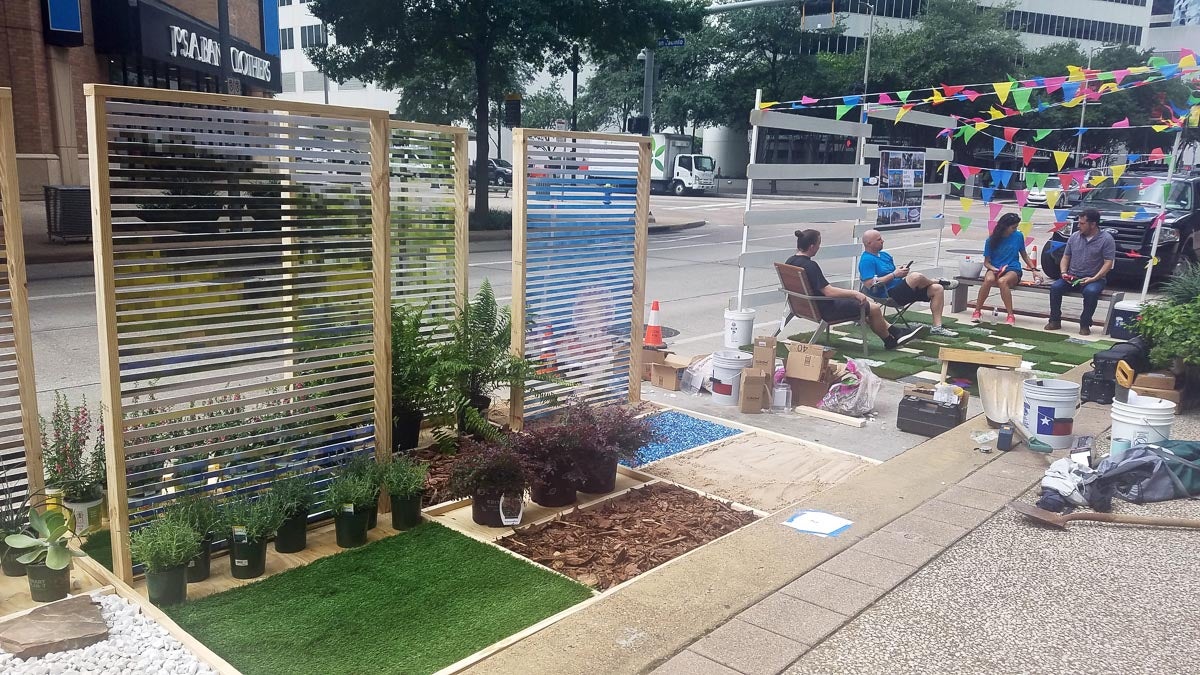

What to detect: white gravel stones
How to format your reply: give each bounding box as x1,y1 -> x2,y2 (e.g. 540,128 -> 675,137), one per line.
0,594 -> 215,675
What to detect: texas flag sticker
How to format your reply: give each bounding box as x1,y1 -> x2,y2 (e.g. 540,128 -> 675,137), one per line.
1036,405 -> 1073,436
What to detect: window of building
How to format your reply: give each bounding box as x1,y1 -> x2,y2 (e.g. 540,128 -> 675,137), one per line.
279,0 -> 291,5
302,71 -> 325,91
300,24 -> 325,48
280,28 -> 294,50
281,72 -> 296,92
339,78 -> 366,90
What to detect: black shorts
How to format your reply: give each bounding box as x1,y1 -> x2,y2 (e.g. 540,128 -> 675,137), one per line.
888,282 -> 931,305
820,298 -> 863,322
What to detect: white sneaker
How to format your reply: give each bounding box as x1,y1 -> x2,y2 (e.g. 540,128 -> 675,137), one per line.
929,324 -> 958,337
938,278 -> 960,290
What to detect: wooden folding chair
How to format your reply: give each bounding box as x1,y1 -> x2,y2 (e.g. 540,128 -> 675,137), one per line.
773,262 -> 870,356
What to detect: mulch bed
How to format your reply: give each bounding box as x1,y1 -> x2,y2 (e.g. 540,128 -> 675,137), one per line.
408,445 -> 478,508
498,482 -> 760,590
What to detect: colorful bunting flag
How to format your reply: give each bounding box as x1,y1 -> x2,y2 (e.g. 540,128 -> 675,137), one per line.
962,126 -> 980,142
951,222 -> 963,236
992,169 -> 1013,189
1045,189 -> 1060,210
1112,69 -> 1129,85
835,105 -> 854,120
877,92 -> 895,104
1054,208 -> 1071,223
993,81 -> 1013,104
843,95 -> 862,106
989,202 -> 1004,221
1061,81 -> 1080,101
1034,129 -> 1052,142
993,137 -> 1006,158
1058,172 -> 1075,189
895,104 -> 914,123
1044,76 -> 1066,94
1149,147 -> 1165,162
1111,164 -> 1126,181
1020,206 -> 1035,223
931,89 -> 946,105
1002,127 -> 1019,143
1011,87 -> 1032,112
1015,190 -> 1028,208
896,90 -> 912,103
1021,145 -> 1037,166
1053,151 -> 1069,171
1181,48 -> 1197,69
1025,172 -> 1048,189
960,197 -> 974,212
936,159 -> 949,174
981,187 -> 996,203
1120,211 -> 1135,219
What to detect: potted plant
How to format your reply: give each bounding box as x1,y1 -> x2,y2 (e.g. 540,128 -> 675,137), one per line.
449,437 -> 527,528
4,508 -> 82,602
341,455 -> 384,530
41,393 -> 106,533
325,473 -> 376,548
391,303 -> 440,451
164,493 -> 223,583
128,518 -> 201,607
381,455 -> 428,530
575,403 -> 658,494
271,471 -> 316,553
0,471 -> 39,577
513,420 -> 586,508
220,495 -> 282,580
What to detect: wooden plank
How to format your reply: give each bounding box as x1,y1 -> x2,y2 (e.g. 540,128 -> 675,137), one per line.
388,120 -> 469,137
738,243 -> 859,269
744,206 -> 866,227
938,347 -> 1022,372
87,83 -> 381,120
749,108 -> 870,137
516,127 -> 652,145
868,106 -> 957,128
630,139 -> 651,404
84,86 -> 133,583
453,129 -> 470,307
746,163 -> 869,181
509,129 -> 530,430
794,405 -> 866,427
0,89 -> 42,498
370,114 -> 392,505
864,144 -> 954,161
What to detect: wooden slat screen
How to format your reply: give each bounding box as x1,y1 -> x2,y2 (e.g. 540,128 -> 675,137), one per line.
510,130 -> 650,425
0,89 -> 43,513
86,85 -> 391,580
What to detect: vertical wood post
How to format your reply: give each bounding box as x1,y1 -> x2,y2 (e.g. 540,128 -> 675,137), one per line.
0,90 -> 44,499
508,129 -> 529,430
629,138 -> 651,403
370,114 -> 392,510
84,85 -> 132,583
453,129 -> 470,308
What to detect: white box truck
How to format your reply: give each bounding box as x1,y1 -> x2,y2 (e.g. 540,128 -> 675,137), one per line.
651,134 -> 715,195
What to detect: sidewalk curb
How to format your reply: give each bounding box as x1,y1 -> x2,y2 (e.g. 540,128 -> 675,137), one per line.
649,220 -> 706,234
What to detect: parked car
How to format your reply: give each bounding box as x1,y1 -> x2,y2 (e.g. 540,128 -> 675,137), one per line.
1041,172 -> 1200,281
1027,175 -> 1080,207
488,158 -> 514,185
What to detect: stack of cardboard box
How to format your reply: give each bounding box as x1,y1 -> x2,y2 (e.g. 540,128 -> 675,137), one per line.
648,351 -> 703,391
1131,370 -> 1183,407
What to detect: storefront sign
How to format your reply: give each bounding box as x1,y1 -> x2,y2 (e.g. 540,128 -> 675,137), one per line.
170,25 -> 221,67
42,0 -> 85,47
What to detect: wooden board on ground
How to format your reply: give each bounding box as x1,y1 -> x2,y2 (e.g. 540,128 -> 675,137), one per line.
794,405 -> 866,427
938,347 -> 1022,383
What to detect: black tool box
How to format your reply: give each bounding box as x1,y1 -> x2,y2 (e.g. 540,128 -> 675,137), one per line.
897,395 -> 966,437
1081,370 -> 1115,405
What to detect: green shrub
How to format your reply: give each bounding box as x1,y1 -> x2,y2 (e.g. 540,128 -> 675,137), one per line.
129,518 -> 201,573
271,471 -> 317,517
382,456 -> 428,499
469,209 -> 511,231
325,474 -> 377,511
1161,264 -> 1200,307
221,496 -> 283,542
1133,298 -> 1200,367
163,493 -> 223,539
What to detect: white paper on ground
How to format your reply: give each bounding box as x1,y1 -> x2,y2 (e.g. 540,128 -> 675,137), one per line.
782,510 -> 853,537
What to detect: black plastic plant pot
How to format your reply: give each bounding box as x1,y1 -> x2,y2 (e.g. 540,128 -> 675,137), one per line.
334,509 -> 370,548
531,473 -> 577,508
390,493 -> 423,530
392,409 -> 424,452
146,565 -> 188,607
576,455 -> 619,494
186,535 -> 212,583
1,544 -> 27,577
229,538 -> 267,579
472,491 -> 505,528
458,395 -> 493,432
366,494 -> 379,530
26,563 -> 70,602
275,509 -> 309,554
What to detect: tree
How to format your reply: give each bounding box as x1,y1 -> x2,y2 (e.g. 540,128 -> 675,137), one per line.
307,0 -> 705,216
521,82 -> 573,130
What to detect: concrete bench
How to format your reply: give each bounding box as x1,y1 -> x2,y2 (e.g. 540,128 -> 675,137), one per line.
468,182 -> 511,197
950,275 -> 1124,335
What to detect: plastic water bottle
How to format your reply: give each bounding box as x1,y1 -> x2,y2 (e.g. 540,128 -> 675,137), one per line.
772,384 -> 793,413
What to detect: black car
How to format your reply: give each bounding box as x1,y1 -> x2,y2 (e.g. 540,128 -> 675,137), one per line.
488,158 -> 514,185
1041,172 -> 1199,281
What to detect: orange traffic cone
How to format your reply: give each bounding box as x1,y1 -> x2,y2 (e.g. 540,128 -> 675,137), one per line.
644,301 -> 666,348
536,324 -> 557,375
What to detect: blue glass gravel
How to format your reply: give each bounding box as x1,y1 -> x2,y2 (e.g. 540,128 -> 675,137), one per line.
623,411 -> 743,467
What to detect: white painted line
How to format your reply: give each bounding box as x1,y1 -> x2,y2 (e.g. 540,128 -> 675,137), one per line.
657,201 -> 744,211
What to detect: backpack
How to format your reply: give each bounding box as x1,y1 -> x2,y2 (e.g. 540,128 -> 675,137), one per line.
1085,441 -> 1200,511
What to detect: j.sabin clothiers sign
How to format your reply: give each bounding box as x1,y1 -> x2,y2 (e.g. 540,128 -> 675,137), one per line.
169,25 -> 272,83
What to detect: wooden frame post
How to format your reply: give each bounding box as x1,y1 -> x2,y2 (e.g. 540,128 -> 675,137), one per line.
629,139 -> 651,403
370,114 -> 392,502
0,89 -> 43,500
509,129 -> 529,430
84,84 -> 132,582
453,129 -> 470,307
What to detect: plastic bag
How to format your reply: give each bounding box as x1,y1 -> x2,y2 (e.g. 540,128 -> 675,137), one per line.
819,359 -> 881,417
681,354 -> 714,395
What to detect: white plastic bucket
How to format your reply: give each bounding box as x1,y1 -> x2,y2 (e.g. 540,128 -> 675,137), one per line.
1111,394 -> 1175,447
1021,378 -> 1081,449
724,308 -> 756,348
958,254 -> 985,279
710,350 -> 753,406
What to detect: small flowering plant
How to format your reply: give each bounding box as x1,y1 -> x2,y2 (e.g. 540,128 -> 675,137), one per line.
41,392 -> 106,503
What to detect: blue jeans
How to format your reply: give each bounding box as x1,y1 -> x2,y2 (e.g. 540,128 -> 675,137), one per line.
1050,278 -> 1106,328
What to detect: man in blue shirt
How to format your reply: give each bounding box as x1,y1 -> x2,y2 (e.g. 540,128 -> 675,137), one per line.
859,229 -> 959,337
1046,208 -> 1116,336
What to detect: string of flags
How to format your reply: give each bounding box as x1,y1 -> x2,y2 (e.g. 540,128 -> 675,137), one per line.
760,50 -> 1197,114
957,123 -> 1177,171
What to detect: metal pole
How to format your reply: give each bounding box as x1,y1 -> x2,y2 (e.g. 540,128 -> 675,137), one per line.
852,3 -> 875,203
737,89 -> 764,311
641,48 -> 655,132
1139,131 -> 1184,302
217,0 -> 231,93
1074,48 -> 1095,168
571,44 -> 579,131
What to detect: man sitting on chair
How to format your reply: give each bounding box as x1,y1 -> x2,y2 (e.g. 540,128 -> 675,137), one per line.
858,229 -> 960,337
786,229 -> 925,350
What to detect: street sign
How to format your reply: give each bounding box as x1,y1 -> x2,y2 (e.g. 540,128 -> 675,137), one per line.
553,119 -> 569,131
656,37 -> 685,48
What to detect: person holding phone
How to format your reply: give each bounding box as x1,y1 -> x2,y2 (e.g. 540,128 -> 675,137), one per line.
859,229 -> 960,337
971,212 -> 1041,325
1046,208 -> 1115,336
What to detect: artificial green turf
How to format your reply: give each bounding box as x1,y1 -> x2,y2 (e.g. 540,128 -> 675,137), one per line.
80,529 -> 114,572
166,522 -> 593,675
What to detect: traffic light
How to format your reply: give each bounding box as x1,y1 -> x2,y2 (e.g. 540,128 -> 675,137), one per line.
625,115 -> 649,135
504,95 -> 521,128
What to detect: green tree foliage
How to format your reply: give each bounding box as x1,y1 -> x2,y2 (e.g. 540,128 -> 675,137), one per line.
520,82 -> 574,130
306,0 -> 705,216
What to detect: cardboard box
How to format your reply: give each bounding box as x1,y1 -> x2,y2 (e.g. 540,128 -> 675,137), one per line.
904,384 -> 969,410
1134,370 -> 1177,391
752,336 -> 778,373
739,368 -> 772,413
1131,385 -> 1182,407
784,342 -> 831,381
650,354 -> 697,391
787,364 -> 839,408
641,349 -> 673,382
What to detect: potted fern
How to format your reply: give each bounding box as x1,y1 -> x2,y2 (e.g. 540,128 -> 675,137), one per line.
163,494 -> 223,583
271,471 -> 316,553
4,508 -> 82,602
381,455 -> 427,530
129,518 -> 200,607
326,473 -> 376,548
449,438 -> 527,528
221,495 -> 282,580
391,303 -> 440,451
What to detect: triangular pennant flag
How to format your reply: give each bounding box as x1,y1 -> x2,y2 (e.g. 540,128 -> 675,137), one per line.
800,96 -> 819,105
1059,172 -> 1075,189
1015,189 -> 1028,208
759,101 -> 779,109
1154,123 -> 1171,133
1150,147 -> 1165,162
960,197 -> 974,212
1160,64 -> 1181,79
993,81 -> 1013,104
992,169 -> 1013,189
962,89 -> 981,102
842,95 -> 862,106
1120,211 -> 1135,220
993,137 -> 1007,158
1053,150 -> 1069,171
1062,96 -> 1083,108
981,187 -> 996,203
951,182 -> 964,191
1034,129 -> 1052,142
1181,48 -> 1197,69
1021,145 -> 1037,166
1019,221 -> 1033,237
1085,153 -> 1104,161
931,88 -> 946,105
1128,153 -> 1141,163
1061,81 -> 1080,101
1012,87 -> 1032,112
1002,126 -> 1019,143
987,106 -> 1006,120
1045,189 -> 1060,210
1112,69 -> 1129,85
1069,170 -> 1087,186
936,159 -> 949,174
1026,171 -> 1048,189
1051,222 -> 1068,233
957,164 -> 972,181
1021,206 -> 1035,223
951,222 -> 963,236
942,84 -> 965,98
835,104 -> 854,120
877,92 -> 895,104
962,125 -> 980,142
1089,174 -> 1108,187
1067,65 -> 1085,82
1054,209 -> 1071,223
1045,76 -> 1066,94
896,90 -> 912,103
1111,164 -> 1126,181
989,202 -> 1004,220
895,104 -> 914,124
1075,127 -> 1087,137
960,215 -> 972,230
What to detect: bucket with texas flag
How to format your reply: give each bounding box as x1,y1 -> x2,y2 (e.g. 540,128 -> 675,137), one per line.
1021,378 -> 1081,450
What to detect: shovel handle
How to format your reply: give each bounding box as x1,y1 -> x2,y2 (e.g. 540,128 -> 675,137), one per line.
1065,512 -> 1200,529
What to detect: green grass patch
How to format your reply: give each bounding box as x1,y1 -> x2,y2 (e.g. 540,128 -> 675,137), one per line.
80,529 -> 114,572
166,522 -> 592,675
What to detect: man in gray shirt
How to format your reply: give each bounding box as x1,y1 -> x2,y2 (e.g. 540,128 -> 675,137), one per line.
1046,207 -> 1116,336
